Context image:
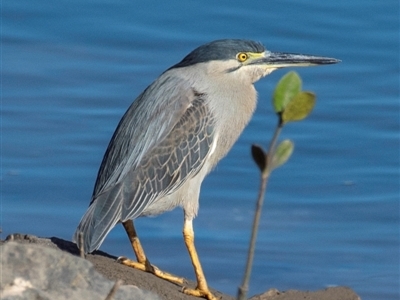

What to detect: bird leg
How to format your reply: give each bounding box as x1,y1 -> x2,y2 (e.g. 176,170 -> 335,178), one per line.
182,218 -> 218,300
117,220 -> 185,284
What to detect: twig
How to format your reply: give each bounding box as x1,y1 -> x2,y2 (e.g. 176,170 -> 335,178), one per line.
266,117 -> 284,167
104,280 -> 123,300
78,231 -> 85,258
237,119 -> 283,300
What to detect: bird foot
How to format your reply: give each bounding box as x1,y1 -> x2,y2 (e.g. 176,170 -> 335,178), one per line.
182,286 -> 219,300
117,256 -> 185,285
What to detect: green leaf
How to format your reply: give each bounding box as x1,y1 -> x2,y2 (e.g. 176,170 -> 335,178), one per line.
282,91 -> 316,124
271,140 -> 294,170
251,144 -> 267,172
273,71 -> 302,113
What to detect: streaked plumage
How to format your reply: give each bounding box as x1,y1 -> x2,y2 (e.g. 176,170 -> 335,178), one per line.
74,39 -> 339,300
75,40 -> 271,252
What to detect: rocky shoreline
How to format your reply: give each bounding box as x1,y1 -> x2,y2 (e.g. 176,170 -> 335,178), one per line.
1,234 -> 361,300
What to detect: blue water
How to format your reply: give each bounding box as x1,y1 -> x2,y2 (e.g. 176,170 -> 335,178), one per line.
2,1 -> 399,299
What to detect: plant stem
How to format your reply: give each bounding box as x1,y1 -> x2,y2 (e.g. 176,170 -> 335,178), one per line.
237,172 -> 269,300
266,118 -> 283,171
237,118 -> 283,300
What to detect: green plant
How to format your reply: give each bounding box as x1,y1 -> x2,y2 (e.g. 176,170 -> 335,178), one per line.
238,71 -> 316,300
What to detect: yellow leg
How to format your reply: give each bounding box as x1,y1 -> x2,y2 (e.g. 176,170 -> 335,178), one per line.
182,218 -> 218,300
117,220 -> 184,284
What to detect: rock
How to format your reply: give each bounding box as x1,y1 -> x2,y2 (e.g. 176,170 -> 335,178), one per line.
249,286 -> 361,300
0,241 -> 159,300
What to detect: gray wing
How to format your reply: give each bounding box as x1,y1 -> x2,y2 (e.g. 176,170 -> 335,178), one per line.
93,76 -> 197,198
120,94 -> 215,220
75,75 -> 216,252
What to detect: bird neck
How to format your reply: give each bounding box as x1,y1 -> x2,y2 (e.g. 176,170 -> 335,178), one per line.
206,77 -> 258,163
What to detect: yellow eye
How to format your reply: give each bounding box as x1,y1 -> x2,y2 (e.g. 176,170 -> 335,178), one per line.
237,52 -> 248,62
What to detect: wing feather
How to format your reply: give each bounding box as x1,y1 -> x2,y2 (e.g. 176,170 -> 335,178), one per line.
74,74 -> 216,252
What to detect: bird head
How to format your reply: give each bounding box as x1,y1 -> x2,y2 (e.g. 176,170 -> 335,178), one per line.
171,39 -> 340,83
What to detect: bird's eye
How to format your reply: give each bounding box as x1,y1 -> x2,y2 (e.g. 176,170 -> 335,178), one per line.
237,52 -> 248,62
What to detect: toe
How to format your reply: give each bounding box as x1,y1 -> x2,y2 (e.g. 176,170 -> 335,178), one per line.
182,287 -> 219,300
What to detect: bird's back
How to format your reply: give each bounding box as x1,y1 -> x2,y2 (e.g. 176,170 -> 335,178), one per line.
74,72 -> 217,252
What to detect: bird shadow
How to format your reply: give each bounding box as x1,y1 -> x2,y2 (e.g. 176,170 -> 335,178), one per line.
50,236 -> 116,259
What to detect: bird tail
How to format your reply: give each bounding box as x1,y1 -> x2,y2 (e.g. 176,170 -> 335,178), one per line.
73,187 -> 123,253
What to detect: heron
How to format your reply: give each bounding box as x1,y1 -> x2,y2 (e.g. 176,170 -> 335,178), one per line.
74,39 -> 339,300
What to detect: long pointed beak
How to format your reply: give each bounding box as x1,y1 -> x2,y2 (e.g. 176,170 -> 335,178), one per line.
251,51 -> 340,68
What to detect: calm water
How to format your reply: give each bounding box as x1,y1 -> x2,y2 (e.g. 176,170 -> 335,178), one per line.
2,1 -> 399,299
